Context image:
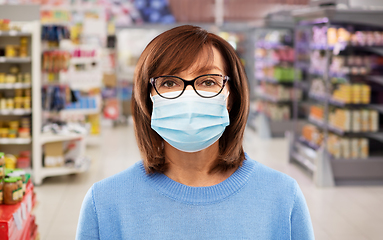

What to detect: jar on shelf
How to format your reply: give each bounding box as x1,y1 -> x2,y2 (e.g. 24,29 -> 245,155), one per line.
0,99 -> 6,109
0,128 -> 8,138
11,169 -> 26,196
9,66 -> 19,75
18,128 -> 30,138
24,89 -> 31,97
23,97 -> 31,109
4,154 -> 17,170
7,174 -> 23,201
6,98 -> 14,109
19,46 -> 28,58
8,129 -> 17,138
3,177 -> 19,205
5,45 -> 17,57
9,121 -> 19,129
0,73 -> 5,83
24,73 -> 31,83
16,73 -> 23,83
20,118 -> 30,128
14,97 -> 22,109
15,89 -> 23,97
5,74 -> 16,83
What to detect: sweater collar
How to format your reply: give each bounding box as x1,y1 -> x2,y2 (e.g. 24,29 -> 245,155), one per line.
140,153 -> 255,205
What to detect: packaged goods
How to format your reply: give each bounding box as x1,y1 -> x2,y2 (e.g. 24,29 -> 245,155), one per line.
18,128 -> 30,138
352,110 -> 361,132
3,177 -> 19,205
361,110 -> 370,132
6,99 -> 14,109
370,111 -> 379,132
5,154 -> 17,169
341,138 -> 351,159
351,139 -> 359,158
0,73 -> 5,83
24,73 -> 31,83
360,138 -> 369,159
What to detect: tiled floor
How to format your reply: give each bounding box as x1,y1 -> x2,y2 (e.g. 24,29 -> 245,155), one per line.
34,125 -> 383,240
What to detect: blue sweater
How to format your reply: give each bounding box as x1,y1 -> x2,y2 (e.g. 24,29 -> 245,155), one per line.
76,154 -> 314,239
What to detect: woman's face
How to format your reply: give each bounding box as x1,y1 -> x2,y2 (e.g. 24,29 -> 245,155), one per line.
151,47 -> 229,98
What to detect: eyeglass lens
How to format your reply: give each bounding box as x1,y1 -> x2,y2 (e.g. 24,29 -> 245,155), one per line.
154,75 -> 224,98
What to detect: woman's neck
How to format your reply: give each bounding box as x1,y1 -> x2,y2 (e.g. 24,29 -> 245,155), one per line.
163,142 -> 236,187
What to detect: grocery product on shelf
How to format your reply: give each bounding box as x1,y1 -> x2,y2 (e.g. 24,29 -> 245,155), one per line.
3,177 -> 18,205
258,82 -> 302,102
332,84 -> 371,104
301,124 -> 370,159
255,101 -> 290,121
312,26 -> 383,48
42,50 -> 71,73
0,118 -> 31,139
309,79 -> 371,104
309,105 -> 379,132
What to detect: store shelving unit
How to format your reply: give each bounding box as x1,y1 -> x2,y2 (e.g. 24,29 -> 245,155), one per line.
290,6 -> 383,186
0,13 -> 40,185
252,12 -> 305,138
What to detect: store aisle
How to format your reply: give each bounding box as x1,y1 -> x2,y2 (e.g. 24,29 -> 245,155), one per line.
34,125 -> 383,240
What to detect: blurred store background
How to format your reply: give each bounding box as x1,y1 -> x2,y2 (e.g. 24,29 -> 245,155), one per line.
1,0 -> 383,239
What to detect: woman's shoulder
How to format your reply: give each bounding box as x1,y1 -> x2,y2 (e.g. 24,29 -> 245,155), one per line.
92,160 -> 146,192
244,153 -> 299,195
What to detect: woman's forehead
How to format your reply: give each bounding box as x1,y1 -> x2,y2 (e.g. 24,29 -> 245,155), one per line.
175,47 -> 225,76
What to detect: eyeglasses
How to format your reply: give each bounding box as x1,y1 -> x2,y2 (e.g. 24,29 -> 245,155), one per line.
150,74 -> 230,99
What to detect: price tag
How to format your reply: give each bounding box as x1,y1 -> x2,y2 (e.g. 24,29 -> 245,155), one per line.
21,203 -> 27,220
13,209 -> 23,230
0,57 -> 5,63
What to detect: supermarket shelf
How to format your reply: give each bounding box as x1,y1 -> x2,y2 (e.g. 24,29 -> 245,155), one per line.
0,30 -> 31,36
331,155 -> 383,183
308,116 -> 383,137
40,166 -> 87,179
40,133 -> 85,145
291,151 -> 317,172
367,75 -> 383,85
256,90 -> 292,103
60,108 -> 100,116
258,77 -> 295,85
70,57 -> 99,65
0,57 -> 31,63
256,42 -> 292,49
0,109 -> 32,115
0,82 -> 31,89
298,136 -> 321,151
0,138 -> 31,144
309,93 -> 382,111
255,58 -> 294,65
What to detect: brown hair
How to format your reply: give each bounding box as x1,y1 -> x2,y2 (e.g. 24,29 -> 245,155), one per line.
132,25 -> 249,174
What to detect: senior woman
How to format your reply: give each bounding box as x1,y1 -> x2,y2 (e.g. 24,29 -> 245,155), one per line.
76,25 -> 314,239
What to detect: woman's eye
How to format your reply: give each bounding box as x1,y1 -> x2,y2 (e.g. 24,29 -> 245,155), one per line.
202,80 -> 215,86
163,81 -> 176,87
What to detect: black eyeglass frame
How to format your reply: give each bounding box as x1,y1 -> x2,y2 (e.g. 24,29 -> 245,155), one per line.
150,74 -> 230,99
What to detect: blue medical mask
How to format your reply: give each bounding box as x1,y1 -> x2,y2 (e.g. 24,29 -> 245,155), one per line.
151,90 -> 230,152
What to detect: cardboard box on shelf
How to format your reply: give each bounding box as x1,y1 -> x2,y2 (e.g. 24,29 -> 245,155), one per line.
103,73 -> 117,88
44,142 -> 64,167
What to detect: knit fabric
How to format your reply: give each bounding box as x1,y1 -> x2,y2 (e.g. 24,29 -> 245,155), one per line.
76,153 -> 314,239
